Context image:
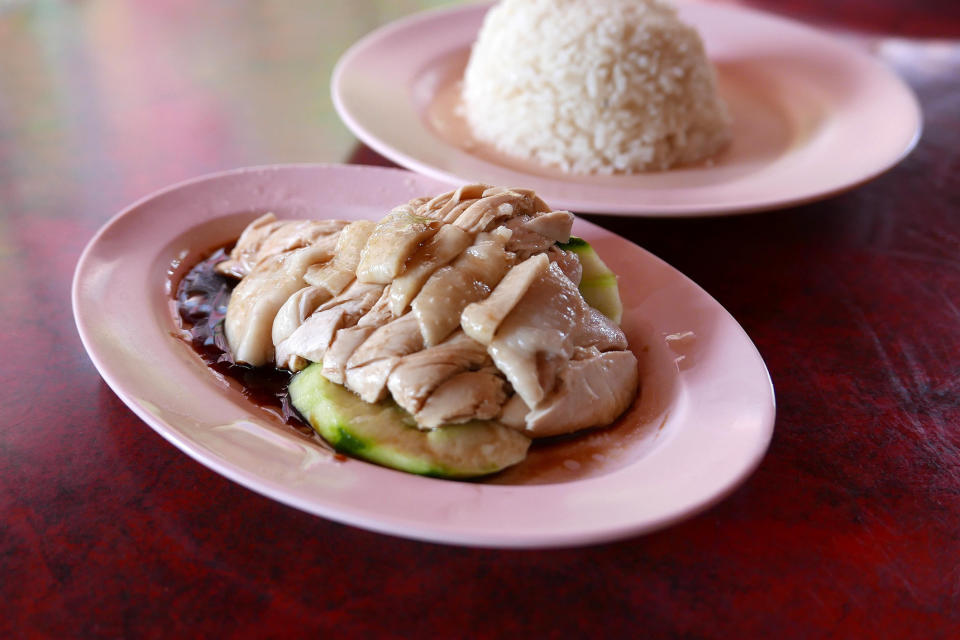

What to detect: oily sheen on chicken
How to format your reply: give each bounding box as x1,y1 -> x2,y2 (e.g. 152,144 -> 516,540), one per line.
218,185 -> 638,438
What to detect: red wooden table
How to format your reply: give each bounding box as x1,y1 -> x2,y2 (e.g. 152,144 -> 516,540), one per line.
2,1 -> 958,637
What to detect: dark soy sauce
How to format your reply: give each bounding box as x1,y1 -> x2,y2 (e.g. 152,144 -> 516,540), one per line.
174,248 -> 313,438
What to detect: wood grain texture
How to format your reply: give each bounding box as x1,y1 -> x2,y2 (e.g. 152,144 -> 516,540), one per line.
1,1 -> 958,638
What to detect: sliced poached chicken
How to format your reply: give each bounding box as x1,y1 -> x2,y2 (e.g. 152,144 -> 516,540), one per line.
223,185 -> 637,437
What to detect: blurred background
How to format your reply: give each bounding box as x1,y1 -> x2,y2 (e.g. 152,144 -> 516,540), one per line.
0,0 -> 956,224
0,0 -> 456,221
2,2 -> 958,637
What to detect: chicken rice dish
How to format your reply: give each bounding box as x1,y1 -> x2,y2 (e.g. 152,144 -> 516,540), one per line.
204,185 -> 638,478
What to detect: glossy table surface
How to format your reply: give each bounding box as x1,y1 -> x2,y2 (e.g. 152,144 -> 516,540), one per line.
2,0 -> 958,637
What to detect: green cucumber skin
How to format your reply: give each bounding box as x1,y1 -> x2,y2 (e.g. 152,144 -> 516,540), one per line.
581,273 -> 617,288
557,237 -> 623,324
558,236 -> 590,251
332,425 -> 368,456
289,364 -> 528,479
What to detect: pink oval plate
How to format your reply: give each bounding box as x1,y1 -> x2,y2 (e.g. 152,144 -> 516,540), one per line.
332,1 -> 921,216
73,164 -> 775,548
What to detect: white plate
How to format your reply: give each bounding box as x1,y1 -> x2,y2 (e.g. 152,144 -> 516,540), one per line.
332,1 -> 921,216
73,164 -> 775,547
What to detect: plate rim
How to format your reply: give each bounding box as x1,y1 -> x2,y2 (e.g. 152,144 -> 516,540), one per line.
72,163 -> 777,548
332,1 -> 922,217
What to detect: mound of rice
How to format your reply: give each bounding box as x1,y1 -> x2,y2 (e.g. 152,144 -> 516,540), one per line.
461,0 -> 731,174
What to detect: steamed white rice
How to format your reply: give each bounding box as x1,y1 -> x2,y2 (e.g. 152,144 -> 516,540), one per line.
461,0 -> 731,174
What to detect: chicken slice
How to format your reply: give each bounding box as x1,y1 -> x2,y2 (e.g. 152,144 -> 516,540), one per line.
415,370 -> 508,429
217,213 -> 347,278
354,284 -> 391,325
484,261 -> 627,408
421,184 -> 487,222
487,186 -> 551,214
501,211 -> 573,260
271,285 -> 333,347
498,394 -> 530,431
521,210 -> 574,243
548,246 -> 582,286
460,253 -> 549,346
568,304 -> 629,352
274,281 -> 384,370
388,225 -> 473,316
316,284 -> 395,383
411,227 -> 513,346
215,213 -> 278,278
482,186 -> 551,213
345,313 -> 425,403
452,191 -> 523,234
522,351 -> 638,437
450,185 -> 549,235
303,220 -> 375,296
225,235 -> 341,366
356,205 -> 442,283
322,326 -> 375,385
386,331 -> 492,416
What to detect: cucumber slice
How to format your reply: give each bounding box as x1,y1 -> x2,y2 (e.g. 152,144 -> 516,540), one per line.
289,363 -> 530,478
559,237 -> 623,324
